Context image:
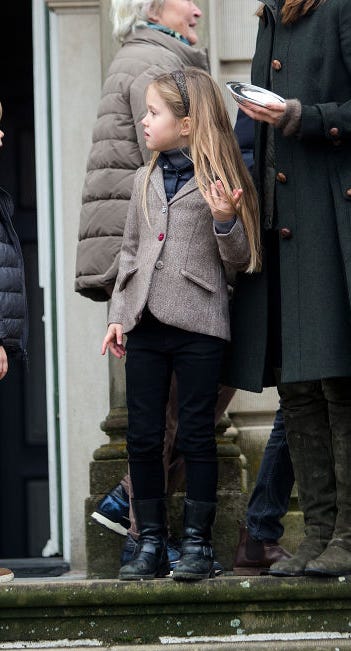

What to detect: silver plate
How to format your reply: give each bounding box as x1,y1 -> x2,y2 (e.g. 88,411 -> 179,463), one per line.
226,81 -> 285,107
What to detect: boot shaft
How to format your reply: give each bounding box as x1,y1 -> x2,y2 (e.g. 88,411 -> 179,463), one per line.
182,498 -> 216,542
132,497 -> 168,539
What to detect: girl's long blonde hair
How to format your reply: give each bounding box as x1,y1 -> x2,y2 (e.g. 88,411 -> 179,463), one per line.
142,68 -> 261,273
257,0 -> 326,23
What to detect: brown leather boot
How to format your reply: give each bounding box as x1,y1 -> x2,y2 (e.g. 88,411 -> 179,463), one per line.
233,524 -> 292,575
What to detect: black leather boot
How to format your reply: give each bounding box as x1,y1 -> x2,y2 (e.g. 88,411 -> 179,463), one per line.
173,499 -> 216,582
119,498 -> 169,581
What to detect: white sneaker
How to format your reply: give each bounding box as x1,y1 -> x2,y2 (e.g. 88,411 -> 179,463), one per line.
0,567 -> 14,583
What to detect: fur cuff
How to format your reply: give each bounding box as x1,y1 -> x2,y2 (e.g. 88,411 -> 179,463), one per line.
276,99 -> 302,137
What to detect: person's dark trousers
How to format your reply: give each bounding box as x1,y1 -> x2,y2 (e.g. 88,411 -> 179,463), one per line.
246,405 -> 295,542
125,309 -> 225,502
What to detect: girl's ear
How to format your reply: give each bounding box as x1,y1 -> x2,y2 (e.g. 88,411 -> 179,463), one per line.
180,116 -> 191,136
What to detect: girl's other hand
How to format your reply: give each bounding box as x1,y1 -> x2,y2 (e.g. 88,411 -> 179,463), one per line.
101,323 -> 125,358
239,100 -> 286,125
205,180 -> 243,222
0,345 -> 8,379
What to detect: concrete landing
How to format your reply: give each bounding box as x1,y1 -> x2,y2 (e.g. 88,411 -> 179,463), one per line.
1,574 -> 351,648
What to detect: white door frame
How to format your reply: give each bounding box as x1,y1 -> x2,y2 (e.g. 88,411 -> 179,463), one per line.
32,0 -> 71,562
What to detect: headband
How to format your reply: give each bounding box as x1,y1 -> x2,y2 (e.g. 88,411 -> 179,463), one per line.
171,70 -> 190,116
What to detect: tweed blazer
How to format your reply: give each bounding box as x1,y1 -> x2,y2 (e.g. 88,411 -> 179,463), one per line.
108,166 -> 250,341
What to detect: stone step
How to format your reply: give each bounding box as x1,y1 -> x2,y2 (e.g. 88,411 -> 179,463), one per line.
1,575 -> 351,647
0,642 -> 351,651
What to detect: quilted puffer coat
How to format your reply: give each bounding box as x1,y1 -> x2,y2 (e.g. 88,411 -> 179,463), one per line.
0,187 -> 28,357
75,27 -> 209,301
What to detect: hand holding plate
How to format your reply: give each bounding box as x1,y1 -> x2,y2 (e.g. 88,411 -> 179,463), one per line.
239,100 -> 286,125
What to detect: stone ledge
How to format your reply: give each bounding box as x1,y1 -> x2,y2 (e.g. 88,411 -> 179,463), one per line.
1,575 -> 351,645
1,641 -> 351,651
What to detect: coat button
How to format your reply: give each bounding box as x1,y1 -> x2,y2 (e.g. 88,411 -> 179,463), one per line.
346,189 -> 351,198
162,205 -> 167,214
280,227 -> 292,240
329,127 -> 341,146
158,233 -> 165,241
155,260 -> 164,270
272,59 -> 282,71
276,172 -> 287,183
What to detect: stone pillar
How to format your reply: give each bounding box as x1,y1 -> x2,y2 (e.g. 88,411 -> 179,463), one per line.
44,0 -> 108,569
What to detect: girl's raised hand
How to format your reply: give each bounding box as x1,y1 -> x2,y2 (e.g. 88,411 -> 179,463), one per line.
205,180 -> 243,222
101,323 -> 125,358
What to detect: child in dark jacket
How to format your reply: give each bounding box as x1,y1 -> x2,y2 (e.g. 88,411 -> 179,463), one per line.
0,102 -> 28,583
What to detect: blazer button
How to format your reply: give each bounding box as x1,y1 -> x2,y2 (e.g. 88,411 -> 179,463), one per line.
272,59 -> 282,71
276,172 -> 287,183
346,189 -> 351,198
329,127 -> 339,137
158,233 -> 165,241
280,227 -> 292,240
155,260 -> 164,270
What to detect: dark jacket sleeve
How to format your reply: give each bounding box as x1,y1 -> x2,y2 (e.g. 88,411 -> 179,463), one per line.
299,2 -> 351,141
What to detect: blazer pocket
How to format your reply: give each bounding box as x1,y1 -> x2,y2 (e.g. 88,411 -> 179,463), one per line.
118,267 -> 138,291
181,269 -> 216,293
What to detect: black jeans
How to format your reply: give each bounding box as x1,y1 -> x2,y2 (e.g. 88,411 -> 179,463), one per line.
125,309 -> 225,502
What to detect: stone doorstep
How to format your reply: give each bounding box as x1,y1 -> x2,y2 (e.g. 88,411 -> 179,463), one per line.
1,641 -> 351,651
1,576 -> 351,646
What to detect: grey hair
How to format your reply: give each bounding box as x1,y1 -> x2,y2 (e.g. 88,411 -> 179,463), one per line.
110,0 -> 165,41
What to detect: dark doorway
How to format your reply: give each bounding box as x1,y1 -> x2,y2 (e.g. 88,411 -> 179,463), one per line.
0,0 -> 50,558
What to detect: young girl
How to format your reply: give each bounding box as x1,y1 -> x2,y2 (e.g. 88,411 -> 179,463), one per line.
102,67 -> 260,581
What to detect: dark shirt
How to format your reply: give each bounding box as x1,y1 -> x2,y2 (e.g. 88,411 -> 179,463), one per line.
157,148 -> 194,201
157,148 -> 235,233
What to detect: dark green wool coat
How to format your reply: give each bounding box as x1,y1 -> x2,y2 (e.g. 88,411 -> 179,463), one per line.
226,0 -> 351,392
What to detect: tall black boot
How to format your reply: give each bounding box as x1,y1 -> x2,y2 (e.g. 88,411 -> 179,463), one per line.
119,498 -> 169,581
173,499 -> 216,582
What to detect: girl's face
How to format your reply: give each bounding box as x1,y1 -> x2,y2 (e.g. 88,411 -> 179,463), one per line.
150,0 -> 202,45
142,85 -> 189,152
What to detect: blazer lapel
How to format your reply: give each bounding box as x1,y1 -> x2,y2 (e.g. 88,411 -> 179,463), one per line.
149,165 -> 168,204
168,177 -> 198,205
